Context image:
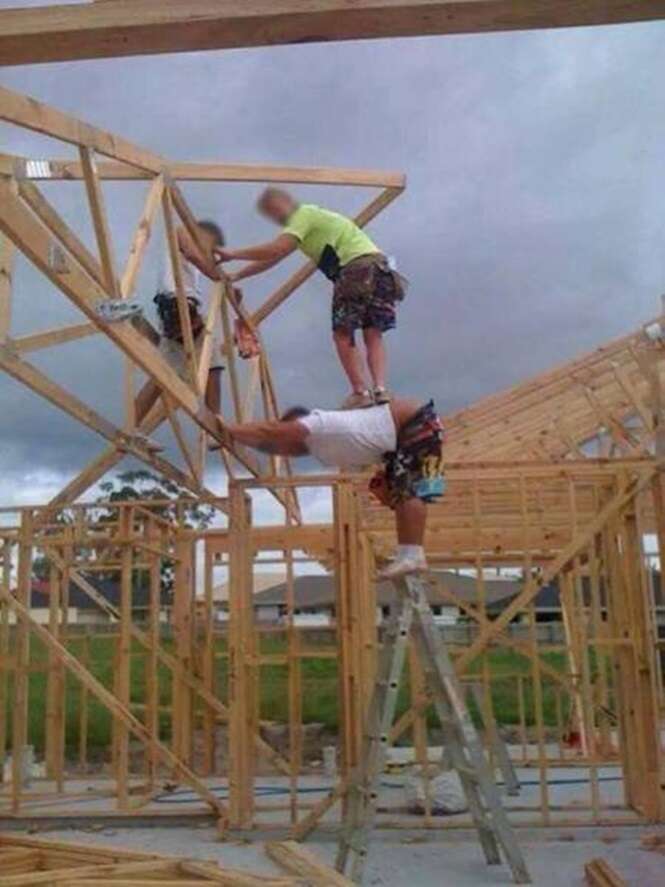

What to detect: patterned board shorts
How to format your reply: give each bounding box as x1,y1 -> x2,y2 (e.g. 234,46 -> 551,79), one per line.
331,254 -> 404,334
370,401 -> 446,508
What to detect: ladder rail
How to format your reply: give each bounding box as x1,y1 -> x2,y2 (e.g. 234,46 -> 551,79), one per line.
336,595 -> 414,878
335,573 -> 532,885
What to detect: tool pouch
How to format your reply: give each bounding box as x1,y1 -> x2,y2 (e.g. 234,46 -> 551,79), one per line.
318,244 -> 342,282
336,254 -> 407,302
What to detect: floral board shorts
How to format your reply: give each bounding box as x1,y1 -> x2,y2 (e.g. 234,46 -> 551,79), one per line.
331,254 -> 405,334
369,401 -> 446,509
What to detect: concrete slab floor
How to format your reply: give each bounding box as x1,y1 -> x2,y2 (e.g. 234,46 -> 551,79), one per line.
32,826 -> 665,886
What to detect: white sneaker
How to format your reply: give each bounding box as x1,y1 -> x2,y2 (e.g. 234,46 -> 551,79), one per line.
378,556 -> 428,581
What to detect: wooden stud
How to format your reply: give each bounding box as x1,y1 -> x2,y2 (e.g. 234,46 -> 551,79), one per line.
227,485 -> 257,828
11,510 -> 32,813
584,857 -> 627,887
0,233 -> 15,343
12,322 -> 99,354
0,540 -> 11,783
266,840 -> 353,886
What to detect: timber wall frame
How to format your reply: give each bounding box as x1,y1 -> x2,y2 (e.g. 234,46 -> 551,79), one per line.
0,464 -> 664,831
1,1 -> 665,66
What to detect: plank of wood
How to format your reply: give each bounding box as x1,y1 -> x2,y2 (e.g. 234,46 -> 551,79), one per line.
584,857 -> 627,887
57,882 -> 208,887
179,859 -> 298,886
1,1 -> 664,65
0,86 -> 163,171
266,841 -> 353,886
0,233 -> 15,343
12,322 -> 100,354
0,832 -> 159,859
24,160 -> 405,189
0,859 -> 174,887
120,174 -> 164,298
162,186 -> 198,387
78,146 -> 120,296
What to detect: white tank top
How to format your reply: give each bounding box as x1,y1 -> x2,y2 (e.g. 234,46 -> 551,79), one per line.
298,405 -> 397,469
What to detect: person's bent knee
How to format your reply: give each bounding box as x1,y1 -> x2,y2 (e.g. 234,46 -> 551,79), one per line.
333,327 -> 355,344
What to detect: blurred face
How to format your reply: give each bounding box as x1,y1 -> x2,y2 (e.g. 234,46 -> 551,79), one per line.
261,192 -> 296,226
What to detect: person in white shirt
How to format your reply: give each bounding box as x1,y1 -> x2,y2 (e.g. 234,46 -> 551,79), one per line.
226,397 -> 445,579
134,219 -> 226,425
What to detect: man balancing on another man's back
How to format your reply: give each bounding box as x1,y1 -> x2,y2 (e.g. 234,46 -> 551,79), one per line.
215,188 -> 405,410
223,396 -> 445,580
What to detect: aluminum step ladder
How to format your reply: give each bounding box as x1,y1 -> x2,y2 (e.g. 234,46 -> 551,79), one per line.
336,573 -> 531,884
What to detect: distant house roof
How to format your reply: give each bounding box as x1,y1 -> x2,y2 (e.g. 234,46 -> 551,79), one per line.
26,576 -> 168,611
252,571 -> 524,611
211,572 -> 285,603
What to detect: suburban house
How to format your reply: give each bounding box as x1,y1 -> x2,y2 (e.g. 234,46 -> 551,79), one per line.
13,576 -> 170,626
248,571 -> 527,627
194,572 -> 286,623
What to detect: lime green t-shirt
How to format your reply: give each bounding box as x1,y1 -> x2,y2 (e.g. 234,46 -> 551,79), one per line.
283,204 -> 379,269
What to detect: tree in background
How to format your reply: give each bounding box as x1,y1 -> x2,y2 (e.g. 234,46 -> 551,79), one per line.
31,511 -> 73,583
30,470 -> 216,605
96,469 -> 214,530
95,469 -> 216,595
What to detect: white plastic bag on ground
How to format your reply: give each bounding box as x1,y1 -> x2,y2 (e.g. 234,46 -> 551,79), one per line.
404,767 -> 468,815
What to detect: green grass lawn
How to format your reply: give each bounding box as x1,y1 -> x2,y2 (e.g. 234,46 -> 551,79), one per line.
0,631 -> 573,756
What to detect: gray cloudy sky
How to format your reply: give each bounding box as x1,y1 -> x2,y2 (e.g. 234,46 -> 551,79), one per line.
1,15 -> 665,516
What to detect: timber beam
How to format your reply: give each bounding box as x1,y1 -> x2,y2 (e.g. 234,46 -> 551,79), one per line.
1,1 -> 665,66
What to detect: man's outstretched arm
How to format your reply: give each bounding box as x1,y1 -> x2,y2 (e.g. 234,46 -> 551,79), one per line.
216,234 -> 298,266
229,256 -> 283,284
227,419 -> 309,456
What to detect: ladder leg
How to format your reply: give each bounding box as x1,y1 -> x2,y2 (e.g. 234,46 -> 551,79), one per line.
336,595 -> 413,882
404,575 -> 531,884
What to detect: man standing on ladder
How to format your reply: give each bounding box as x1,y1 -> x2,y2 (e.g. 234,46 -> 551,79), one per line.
215,188 -> 406,410
224,401 -> 531,886
223,396 -> 444,579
